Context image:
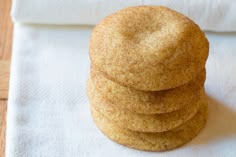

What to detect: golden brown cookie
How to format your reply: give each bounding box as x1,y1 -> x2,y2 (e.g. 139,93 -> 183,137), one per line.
87,78 -> 205,132
91,101 -> 208,152
90,67 -> 206,114
89,6 -> 209,91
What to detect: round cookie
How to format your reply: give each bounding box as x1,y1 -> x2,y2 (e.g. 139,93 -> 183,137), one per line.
91,102 -> 208,152
89,6 -> 209,91
91,67 -> 206,114
87,78 -> 204,132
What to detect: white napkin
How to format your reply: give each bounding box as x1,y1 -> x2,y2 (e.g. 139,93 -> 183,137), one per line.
11,0 -> 236,31
6,23 -> 236,157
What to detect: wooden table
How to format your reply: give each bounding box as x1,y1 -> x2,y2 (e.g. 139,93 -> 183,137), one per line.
0,0 -> 13,156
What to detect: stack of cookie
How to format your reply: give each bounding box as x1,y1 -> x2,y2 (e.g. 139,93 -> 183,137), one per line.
87,6 -> 209,151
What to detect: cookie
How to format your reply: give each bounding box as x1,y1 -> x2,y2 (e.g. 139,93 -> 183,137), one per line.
90,67 -> 206,114
87,78 -> 204,132
89,6 -> 209,91
91,101 -> 208,151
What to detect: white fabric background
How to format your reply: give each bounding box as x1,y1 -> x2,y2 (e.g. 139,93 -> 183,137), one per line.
11,0 -> 236,31
5,24 -> 236,157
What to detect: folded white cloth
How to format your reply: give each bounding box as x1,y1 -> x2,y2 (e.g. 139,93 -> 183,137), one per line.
11,0 -> 236,31
6,24 -> 236,157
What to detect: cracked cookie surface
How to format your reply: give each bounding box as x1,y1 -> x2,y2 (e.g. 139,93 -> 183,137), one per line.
89,6 -> 209,91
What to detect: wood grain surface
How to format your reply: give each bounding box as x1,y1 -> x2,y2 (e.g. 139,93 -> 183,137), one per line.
0,0 -> 13,156
0,101 -> 7,157
0,61 -> 10,100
